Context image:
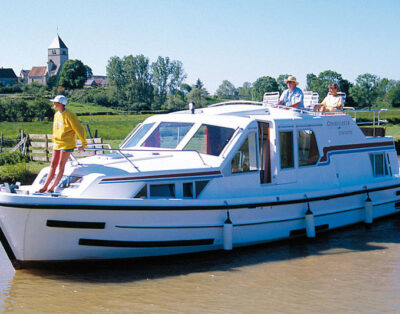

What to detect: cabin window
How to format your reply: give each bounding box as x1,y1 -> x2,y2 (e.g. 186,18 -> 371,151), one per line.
142,122 -> 193,149
369,153 -> 389,177
258,122 -> 271,183
298,130 -> 319,166
183,182 -> 193,198
134,185 -> 147,199
231,133 -> 258,174
124,123 -> 155,148
195,180 -> 209,197
279,131 -> 294,169
150,184 -> 175,198
184,124 -> 235,156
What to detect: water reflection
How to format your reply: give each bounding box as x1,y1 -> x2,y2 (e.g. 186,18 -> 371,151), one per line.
0,247 -> 14,309
1,214 -> 400,312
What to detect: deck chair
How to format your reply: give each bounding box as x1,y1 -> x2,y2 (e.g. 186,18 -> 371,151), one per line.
303,91 -> 314,110
337,92 -> 346,109
263,92 -> 280,105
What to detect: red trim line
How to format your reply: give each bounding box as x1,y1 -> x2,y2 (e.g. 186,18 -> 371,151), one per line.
320,141 -> 394,162
101,170 -> 222,182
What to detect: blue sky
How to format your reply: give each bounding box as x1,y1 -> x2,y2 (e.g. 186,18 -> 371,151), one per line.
1,0 -> 400,93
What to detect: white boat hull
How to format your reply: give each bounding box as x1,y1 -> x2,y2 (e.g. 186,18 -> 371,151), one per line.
1,183 -> 399,267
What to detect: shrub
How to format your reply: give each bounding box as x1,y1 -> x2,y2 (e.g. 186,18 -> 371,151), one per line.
0,152 -> 30,166
0,163 -> 34,184
0,84 -> 22,94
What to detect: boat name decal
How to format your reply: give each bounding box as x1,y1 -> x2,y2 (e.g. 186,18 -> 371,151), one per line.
326,120 -> 350,127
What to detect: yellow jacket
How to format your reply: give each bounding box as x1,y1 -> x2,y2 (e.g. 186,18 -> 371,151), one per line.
52,109 -> 88,150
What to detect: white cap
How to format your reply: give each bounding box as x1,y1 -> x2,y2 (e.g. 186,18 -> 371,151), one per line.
50,95 -> 68,105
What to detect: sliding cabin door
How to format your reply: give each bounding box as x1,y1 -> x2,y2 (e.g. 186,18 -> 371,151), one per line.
258,122 -> 271,184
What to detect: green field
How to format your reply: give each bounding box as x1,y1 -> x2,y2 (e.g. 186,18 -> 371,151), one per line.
0,114 -> 151,141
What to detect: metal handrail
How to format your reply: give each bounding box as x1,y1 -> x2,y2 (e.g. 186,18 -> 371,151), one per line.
70,146 -> 213,170
344,108 -> 388,126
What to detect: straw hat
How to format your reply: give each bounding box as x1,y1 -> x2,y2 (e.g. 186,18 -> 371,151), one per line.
284,75 -> 299,85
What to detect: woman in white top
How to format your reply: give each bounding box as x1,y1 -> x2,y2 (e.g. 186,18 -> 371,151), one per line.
320,83 -> 343,111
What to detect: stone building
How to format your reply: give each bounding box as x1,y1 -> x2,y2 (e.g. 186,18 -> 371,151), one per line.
27,34 -> 69,84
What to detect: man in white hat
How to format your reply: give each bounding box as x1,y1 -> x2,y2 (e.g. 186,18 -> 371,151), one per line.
278,75 -> 304,109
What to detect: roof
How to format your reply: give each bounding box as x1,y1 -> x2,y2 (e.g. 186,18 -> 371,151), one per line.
28,66 -> 47,77
0,68 -> 17,79
85,79 -> 98,87
48,34 -> 68,49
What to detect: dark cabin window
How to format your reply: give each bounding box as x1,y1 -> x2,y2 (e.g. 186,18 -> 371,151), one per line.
150,184 -> 175,198
280,131 -> 294,169
298,130 -> 319,166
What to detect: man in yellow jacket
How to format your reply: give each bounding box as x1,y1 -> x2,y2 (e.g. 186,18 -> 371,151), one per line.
37,95 -> 87,193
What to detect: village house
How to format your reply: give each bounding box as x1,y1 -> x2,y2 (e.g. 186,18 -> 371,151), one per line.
0,68 -> 18,86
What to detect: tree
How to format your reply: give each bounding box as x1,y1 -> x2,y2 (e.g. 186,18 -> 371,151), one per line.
305,70 -> 353,104
187,87 -> 208,108
165,91 -> 186,110
277,74 -> 290,94
194,78 -> 204,89
106,56 -> 125,96
386,83 -> 400,107
181,83 -> 192,95
85,65 -> 93,79
46,75 -> 58,91
251,76 -> 279,101
27,98 -> 54,121
349,73 -> 380,109
151,56 -> 186,107
59,59 -> 88,89
216,80 -> 237,99
237,82 -> 252,100
106,55 -> 154,107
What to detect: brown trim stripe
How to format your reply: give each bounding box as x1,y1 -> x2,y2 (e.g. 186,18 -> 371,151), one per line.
320,141 -> 394,162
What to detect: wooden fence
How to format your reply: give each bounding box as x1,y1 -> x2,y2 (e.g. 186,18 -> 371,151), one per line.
28,134 -> 103,161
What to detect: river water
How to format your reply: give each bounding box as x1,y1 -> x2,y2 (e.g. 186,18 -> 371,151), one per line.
0,213 -> 400,313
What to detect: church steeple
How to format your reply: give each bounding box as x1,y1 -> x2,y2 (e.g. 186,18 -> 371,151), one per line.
48,34 -> 68,76
48,34 -> 68,49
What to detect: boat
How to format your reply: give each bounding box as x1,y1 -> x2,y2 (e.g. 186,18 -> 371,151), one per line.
0,97 -> 399,269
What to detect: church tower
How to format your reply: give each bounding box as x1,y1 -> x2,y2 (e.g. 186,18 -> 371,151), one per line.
47,34 -> 68,76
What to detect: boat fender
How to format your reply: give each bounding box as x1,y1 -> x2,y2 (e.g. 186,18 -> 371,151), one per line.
223,211 -> 233,250
305,208 -> 316,238
364,193 -> 373,224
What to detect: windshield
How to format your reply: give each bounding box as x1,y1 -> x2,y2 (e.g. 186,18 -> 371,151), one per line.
123,123 -> 155,148
184,124 -> 235,156
141,122 -> 194,149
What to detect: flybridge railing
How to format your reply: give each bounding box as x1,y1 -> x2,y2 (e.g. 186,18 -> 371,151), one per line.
343,107 -> 388,137
343,107 -> 388,126
208,100 -> 264,107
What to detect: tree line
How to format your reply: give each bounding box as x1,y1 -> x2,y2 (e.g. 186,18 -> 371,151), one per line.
2,54 -> 400,114
216,70 -> 400,109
